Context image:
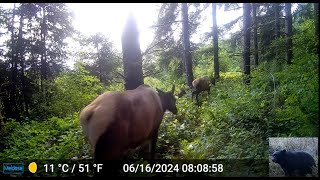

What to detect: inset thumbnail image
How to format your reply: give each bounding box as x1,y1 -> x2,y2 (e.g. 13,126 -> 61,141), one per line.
269,137 -> 318,177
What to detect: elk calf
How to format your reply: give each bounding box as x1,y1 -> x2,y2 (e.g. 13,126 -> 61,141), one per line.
192,76 -> 211,103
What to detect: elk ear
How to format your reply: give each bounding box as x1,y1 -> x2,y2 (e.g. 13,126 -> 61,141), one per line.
171,85 -> 175,93
156,88 -> 163,94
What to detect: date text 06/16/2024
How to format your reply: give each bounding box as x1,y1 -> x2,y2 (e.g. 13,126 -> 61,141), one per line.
122,163 -> 224,174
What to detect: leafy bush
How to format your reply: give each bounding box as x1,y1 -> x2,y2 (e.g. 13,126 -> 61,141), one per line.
250,19 -> 319,137
48,63 -> 104,118
0,114 -> 90,161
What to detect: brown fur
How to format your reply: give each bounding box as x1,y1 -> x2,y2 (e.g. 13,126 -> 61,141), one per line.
192,76 -> 211,103
79,84 -> 177,161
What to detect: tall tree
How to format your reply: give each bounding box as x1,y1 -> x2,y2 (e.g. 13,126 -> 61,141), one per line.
314,3 -> 319,54
258,3 -> 277,63
151,3 -> 181,75
39,4 -> 48,93
94,34 -> 102,84
274,3 -> 280,39
274,3 -> 280,59
252,3 -> 259,67
212,3 -> 219,81
77,33 -> 120,86
285,3 -> 293,64
243,3 -> 251,85
121,14 -> 144,90
29,3 -> 74,117
150,3 -> 208,80
9,3 -> 18,119
181,3 -> 194,88
16,5 -> 29,116
1,3 -> 74,120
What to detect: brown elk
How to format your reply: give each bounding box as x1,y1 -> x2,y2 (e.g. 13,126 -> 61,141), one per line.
79,84 -> 177,162
192,76 -> 211,103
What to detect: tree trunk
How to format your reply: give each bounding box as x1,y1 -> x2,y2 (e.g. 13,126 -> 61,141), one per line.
274,3 -> 280,39
182,3 -> 194,88
95,37 -> 103,84
314,3 -> 319,54
40,6 -> 47,92
285,3 -> 293,65
9,3 -> 18,119
212,3 -> 220,81
177,60 -> 184,76
121,14 -> 144,90
17,10 -> 29,117
253,3 -> 259,67
274,3 -> 280,59
243,3 -> 251,85
40,5 -> 49,110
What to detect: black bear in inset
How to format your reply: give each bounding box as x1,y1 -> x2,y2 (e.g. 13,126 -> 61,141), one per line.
271,149 -> 316,176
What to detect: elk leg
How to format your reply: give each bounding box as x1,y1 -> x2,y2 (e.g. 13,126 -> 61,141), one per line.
191,92 -> 195,102
196,94 -> 199,104
139,141 -> 151,160
149,128 -> 159,159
